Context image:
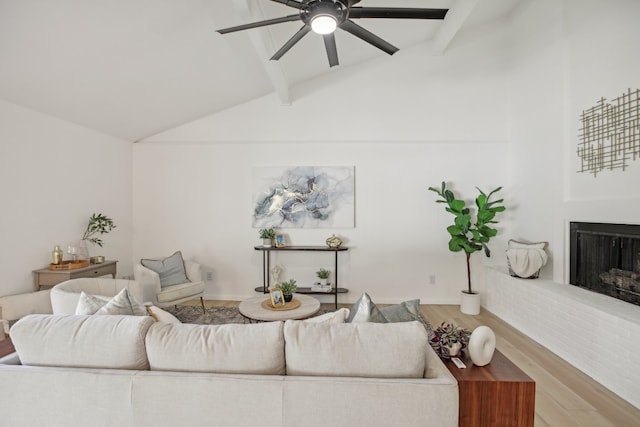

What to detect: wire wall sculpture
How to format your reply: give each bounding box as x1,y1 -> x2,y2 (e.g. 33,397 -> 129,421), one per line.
577,88 -> 640,176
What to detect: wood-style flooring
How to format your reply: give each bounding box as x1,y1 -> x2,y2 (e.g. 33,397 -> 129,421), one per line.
191,300 -> 640,427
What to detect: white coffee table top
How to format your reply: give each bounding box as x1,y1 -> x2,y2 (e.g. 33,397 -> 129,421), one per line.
239,294 -> 320,322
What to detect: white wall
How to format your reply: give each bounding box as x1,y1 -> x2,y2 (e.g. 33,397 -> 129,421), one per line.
133,141 -> 507,304
508,0 -> 640,283
0,100 -> 133,297
136,23 -> 512,304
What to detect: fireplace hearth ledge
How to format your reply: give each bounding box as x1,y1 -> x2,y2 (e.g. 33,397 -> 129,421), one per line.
484,266 -> 640,410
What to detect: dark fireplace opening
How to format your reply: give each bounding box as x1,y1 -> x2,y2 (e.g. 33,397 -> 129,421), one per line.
570,222 -> 640,306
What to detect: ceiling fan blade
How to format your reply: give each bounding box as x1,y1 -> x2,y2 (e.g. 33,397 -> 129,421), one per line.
271,0 -> 302,9
323,33 -> 339,67
270,0 -> 304,9
349,7 -> 448,20
339,20 -> 398,56
217,14 -> 301,34
271,26 -> 311,60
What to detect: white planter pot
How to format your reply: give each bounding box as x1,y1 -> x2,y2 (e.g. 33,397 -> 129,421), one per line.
262,238 -> 272,247
460,291 -> 480,315
319,278 -> 328,286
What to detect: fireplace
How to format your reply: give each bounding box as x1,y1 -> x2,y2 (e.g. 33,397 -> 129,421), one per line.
570,222 -> 640,306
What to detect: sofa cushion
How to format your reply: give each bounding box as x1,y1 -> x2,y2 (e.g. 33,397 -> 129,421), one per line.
156,281 -> 204,304
284,320 -> 428,378
141,251 -> 190,288
146,321 -> 285,375
10,314 -> 154,370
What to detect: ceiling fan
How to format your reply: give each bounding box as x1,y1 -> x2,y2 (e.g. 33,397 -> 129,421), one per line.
217,0 -> 448,67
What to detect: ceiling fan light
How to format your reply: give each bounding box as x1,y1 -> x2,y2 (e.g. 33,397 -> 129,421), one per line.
311,15 -> 337,35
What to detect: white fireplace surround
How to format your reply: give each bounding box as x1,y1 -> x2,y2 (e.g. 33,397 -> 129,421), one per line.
484,266 -> 640,409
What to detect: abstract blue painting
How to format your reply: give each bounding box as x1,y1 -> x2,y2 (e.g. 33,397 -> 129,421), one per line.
252,166 -> 355,228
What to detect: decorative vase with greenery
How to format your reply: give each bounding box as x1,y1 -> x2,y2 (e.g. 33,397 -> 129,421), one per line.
316,268 -> 330,285
428,182 -> 505,295
276,279 -> 297,302
430,322 -> 472,359
259,228 -> 276,247
82,213 -> 116,247
77,213 -> 116,260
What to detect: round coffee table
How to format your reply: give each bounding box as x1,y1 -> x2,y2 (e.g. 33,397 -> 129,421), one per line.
239,294 -> 320,322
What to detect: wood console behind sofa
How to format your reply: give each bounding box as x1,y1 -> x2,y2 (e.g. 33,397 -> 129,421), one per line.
444,349 -> 535,427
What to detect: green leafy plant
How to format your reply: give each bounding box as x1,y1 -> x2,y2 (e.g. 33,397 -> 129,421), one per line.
82,213 -> 116,247
429,322 -> 471,359
276,279 -> 297,295
316,268 -> 330,279
259,228 -> 276,239
428,181 -> 505,294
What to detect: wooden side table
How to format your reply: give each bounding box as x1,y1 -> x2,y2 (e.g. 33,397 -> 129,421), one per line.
444,349 -> 535,427
0,336 -> 15,358
32,260 -> 118,291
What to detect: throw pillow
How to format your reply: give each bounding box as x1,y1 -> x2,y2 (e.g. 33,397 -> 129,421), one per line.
95,288 -> 147,316
345,293 -> 387,323
379,299 -> 434,340
145,305 -> 181,323
75,292 -> 111,315
303,308 -> 350,324
141,251 -> 190,288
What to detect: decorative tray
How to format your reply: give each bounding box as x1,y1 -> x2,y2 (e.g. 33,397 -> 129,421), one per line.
48,260 -> 89,271
261,298 -> 301,311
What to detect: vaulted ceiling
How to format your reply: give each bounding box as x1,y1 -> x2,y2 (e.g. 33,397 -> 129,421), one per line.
0,0 -> 520,141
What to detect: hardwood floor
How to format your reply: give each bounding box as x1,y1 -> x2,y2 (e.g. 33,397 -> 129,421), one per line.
193,299 -> 640,427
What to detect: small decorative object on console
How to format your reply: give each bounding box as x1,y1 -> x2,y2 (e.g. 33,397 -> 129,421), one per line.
259,228 -> 276,247
51,245 -> 64,265
326,234 -> 342,248
311,283 -> 332,292
316,268 -> 330,286
467,325 -> 496,366
430,322 -> 471,359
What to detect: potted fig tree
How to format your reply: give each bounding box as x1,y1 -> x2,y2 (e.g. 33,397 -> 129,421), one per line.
428,181 -> 505,315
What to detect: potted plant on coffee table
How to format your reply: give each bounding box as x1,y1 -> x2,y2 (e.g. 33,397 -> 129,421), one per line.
276,279 -> 297,303
428,181 -> 505,315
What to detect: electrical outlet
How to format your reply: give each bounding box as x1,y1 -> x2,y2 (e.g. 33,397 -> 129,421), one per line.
206,272 -> 213,281
428,275 -> 436,285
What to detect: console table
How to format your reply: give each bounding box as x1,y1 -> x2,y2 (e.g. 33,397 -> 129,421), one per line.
33,260 -> 118,291
254,246 -> 348,309
444,349 -> 535,427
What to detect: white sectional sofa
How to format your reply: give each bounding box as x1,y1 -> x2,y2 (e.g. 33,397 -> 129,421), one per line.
0,314 -> 458,427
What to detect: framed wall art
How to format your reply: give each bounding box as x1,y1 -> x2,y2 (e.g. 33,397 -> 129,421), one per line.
252,166 -> 355,229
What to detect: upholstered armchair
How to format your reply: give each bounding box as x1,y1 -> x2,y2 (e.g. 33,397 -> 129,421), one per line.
134,252 -> 206,313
